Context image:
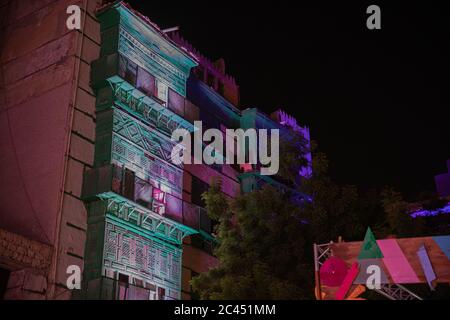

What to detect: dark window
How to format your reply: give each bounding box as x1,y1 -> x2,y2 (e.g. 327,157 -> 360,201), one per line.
207,72 -> 215,88
117,273 -> 129,300
191,176 -> 209,207
201,110 -> 220,131
218,81 -> 225,96
199,209 -> 212,234
190,235 -> 202,249
121,57 -> 137,86
210,163 -> 222,173
133,278 -> 143,287
136,67 -> 155,97
118,273 -> 129,284
122,169 -> 135,201
190,271 -> 200,300
194,66 -> 204,80
158,287 -> 166,300
168,88 -> 185,117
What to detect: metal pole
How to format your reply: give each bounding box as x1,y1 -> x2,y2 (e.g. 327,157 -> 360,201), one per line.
313,244 -> 323,300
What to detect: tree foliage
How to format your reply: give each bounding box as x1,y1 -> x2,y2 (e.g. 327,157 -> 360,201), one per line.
300,148 -> 365,243
192,179 -> 312,299
379,187 -> 426,237
277,130 -> 309,186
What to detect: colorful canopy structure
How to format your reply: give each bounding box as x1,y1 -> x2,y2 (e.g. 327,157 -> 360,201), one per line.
314,230 -> 450,300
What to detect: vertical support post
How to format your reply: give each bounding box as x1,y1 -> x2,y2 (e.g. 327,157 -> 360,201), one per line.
313,243 -> 323,300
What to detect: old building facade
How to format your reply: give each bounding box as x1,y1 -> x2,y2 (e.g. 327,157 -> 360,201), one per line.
0,0 -> 310,299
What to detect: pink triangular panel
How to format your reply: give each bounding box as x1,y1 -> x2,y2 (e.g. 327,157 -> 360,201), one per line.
377,239 -> 419,283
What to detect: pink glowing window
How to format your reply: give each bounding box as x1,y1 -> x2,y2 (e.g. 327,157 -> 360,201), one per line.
240,163 -> 253,172
152,188 -> 166,203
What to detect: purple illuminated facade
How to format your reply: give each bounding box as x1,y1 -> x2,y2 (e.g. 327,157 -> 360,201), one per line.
435,159 -> 450,198
410,203 -> 450,218
409,159 -> 450,219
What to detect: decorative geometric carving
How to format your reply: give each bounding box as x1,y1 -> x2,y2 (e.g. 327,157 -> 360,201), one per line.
112,107 -> 178,167
109,78 -> 193,135
111,134 -> 183,196
103,220 -> 182,296
0,228 -> 53,274
118,27 -> 188,96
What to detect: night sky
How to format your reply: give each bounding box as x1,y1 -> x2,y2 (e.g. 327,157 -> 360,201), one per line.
127,1 -> 450,198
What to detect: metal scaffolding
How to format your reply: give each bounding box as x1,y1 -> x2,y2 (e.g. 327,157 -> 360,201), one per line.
374,283 -> 423,300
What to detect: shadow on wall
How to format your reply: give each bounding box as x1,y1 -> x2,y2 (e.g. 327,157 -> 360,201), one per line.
0,268 -> 10,300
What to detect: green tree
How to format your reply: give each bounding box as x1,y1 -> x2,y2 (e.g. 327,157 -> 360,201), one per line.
191,179 -> 313,299
192,141 -> 372,299
300,146 -> 366,243
277,130 -> 309,186
380,187 -> 426,237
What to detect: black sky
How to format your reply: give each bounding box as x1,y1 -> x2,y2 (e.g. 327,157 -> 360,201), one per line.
127,1 -> 450,198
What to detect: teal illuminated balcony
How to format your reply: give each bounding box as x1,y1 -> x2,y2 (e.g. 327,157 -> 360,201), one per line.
91,53 -> 198,134
95,1 -> 197,87
82,164 -> 214,244
93,106 -> 184,195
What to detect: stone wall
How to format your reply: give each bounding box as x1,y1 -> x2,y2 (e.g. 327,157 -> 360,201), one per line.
0,228 -> 52,299
0,228 -> 53,273
0,0 -> 101,299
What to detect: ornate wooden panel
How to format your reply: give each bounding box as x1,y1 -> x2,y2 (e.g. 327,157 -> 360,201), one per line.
118,28 -> 188,97
111,134 -> 182,196
103,220 -> 182,299
112,107 -> 178,168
